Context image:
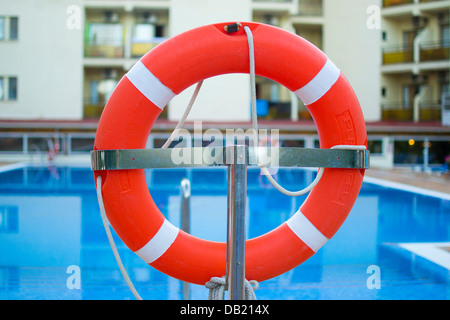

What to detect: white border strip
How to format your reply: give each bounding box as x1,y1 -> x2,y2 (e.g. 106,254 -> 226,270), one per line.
286,209 -> 329,252
126,60 -> 175,109
364,176 -> 450,200
134,219 -> 179,264
294,58 -> 341,105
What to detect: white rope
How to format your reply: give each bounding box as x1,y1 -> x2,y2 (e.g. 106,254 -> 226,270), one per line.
96,175 -> 143,300
244,26 -> 259,144
243,25 -> 366,197
162,80 -> 204,149
205,276 -> 259,300
258,145 -> 367,197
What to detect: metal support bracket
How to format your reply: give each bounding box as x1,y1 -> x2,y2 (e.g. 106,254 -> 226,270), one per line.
91,146 -> 369,171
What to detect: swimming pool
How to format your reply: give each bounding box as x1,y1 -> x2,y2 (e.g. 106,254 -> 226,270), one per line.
0,164 -> 448,300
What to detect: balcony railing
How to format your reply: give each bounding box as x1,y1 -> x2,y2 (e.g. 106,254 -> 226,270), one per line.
298,0 -> 323,16
384,0 -> 449,7
83,97 -> 107,118
419,101 -> 442,121
420,40 -> 450,62
131,37 -> 167,58
253,0 -> 293,2
382,46 -> 414,64
381,101 -> 413,121
84,38 -> 124,58
84,35 -> 168,59
381,101 -> 442,121
383,0 -> 413,7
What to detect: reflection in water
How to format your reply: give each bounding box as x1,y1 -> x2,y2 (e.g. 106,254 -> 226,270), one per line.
0,166 -> 448,299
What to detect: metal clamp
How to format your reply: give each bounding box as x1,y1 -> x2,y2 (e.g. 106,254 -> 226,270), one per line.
91,146 -> 369,171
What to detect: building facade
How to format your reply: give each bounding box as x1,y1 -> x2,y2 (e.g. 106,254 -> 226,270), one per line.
381,0 -> 450,124
2,0 -> 449,124
1,0 -> 384,122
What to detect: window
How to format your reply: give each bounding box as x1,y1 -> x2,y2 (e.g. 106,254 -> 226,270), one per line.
8,77 -> 17,100
441,24 -> 449,47
0,76 -> 18,101
0,78 -> 3,100
0,16 -> 18,41
368,140 -> 383,155
0,17 -> 4,40
9,17 -> 18,40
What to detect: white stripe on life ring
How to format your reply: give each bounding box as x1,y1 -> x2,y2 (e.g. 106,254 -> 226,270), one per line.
126,60 -> 176,109
294,58 -> 340,106
134,219 -> 179,263
286,210 -> 329,252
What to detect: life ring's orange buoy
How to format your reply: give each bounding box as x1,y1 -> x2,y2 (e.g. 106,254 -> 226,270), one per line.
94,22 -> 367,285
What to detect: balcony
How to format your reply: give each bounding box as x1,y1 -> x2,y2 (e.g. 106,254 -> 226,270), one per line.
382,46 -> 414,64
252,0 -> 293,3
84,40 -> 124,58
298,0 -> 323,16
381,101 -> 442,122
131,37 -> 166,58
419,101 -> 442,121
383,0 -> 413,7
83,103 -> 105,119
84,23 -> 124,58
420,40 -> 450,62
252,0 -> 297,14
382,39 -> 450,72
383,0 -> 450,12
382,101 -> 414,121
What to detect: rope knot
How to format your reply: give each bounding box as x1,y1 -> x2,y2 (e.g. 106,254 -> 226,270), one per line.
205,276 -> 258,300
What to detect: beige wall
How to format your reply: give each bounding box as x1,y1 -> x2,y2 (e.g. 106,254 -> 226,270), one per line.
167,0 -> 252,122
324,0 -> 382,122
0,0 -> 83,120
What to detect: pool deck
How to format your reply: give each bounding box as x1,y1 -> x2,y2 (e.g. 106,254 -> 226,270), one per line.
365,167 -> 450,196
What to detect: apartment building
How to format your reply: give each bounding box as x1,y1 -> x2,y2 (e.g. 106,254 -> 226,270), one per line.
377,0 -> 450,167
381,0 -> 450,123
83,0 -> 252,122
0,0 -> 449,168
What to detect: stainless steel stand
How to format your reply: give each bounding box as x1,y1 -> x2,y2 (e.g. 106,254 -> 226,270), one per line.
226,145 -> 247,300
91,144 -> 369,300
180,178 -> 191,300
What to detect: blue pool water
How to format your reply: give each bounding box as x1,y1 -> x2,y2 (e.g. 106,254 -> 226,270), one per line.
0,164 -> 449,300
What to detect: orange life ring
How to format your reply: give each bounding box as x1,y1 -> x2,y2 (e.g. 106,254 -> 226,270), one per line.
93,22 -> 367,285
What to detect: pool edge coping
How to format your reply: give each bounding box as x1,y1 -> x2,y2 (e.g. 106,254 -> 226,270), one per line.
363,175 -> 450,200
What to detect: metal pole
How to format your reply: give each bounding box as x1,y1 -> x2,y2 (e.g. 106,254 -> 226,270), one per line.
226,145 -> 247,300
423,137 -> 429,173
180,178 -> 191,300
